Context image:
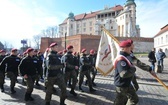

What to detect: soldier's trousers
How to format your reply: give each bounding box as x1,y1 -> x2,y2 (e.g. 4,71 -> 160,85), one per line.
89,68 -> 97,82
114,86 -> 139,105
0,72 -> 5,87
45,73 -> 67,102
79,70 -> 92,88
6,72 -> 17,88
64,70 -> 77,90
24,75 -> 36,93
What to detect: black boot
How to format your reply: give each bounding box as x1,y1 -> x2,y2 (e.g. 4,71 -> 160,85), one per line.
24,92 -> 29,101
92,82 -> 97,86
85,80 -> 88,85
29,93 -> 34,101
11,87 -> 16,94
36,81 -> 40,86
60,98 -> 66,105
0,85 -> 4,92
70,89 -> 77,96
45,102 -> 50,105
89,87 -> 96,92
79,86 -> 84,92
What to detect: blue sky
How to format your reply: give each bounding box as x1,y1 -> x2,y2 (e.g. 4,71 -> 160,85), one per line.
0,0 -> 168,48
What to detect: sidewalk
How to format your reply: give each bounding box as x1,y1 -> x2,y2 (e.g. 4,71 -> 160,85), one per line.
0,57 -> 168,105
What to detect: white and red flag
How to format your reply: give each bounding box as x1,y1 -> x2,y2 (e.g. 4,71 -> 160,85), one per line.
96,28 -> 120,76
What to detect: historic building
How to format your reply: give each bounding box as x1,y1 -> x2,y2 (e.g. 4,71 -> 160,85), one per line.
59,0 -> 140,37
154,24 -> 168,55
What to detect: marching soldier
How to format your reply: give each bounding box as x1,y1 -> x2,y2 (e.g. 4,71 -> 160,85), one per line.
64,45 -> 78,96
0,49 -> 6,92
86,49 -> 97,86
0,49 -> 20,94
45,42 -> 67,105
113,41 -> 138,105
79,48 -> 96,92
19,48 -> 41,101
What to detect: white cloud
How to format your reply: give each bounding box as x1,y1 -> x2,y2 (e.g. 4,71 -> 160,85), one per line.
0,0 -> 65,49
136,0 -> 168,37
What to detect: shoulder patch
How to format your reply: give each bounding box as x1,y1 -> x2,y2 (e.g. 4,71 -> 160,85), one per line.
120,61 -> 126,66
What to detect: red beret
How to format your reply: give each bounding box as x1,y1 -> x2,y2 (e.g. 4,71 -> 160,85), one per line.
67,45 -> 73,50
45,48 -> 50,52
0,49 -> 6,53
119,41 -> 131,48
63,49 -> 67,53
26,48 -> 34,53
58,51 -> 63,55
73,52 -> 77,55
127,39 -> 133,44
81,48 -> 86,53
23,51 -> 27,55
50,43 -> 57,47
11,48 -> 17,52
90,49 -> 94,54
34,49 -> 38,52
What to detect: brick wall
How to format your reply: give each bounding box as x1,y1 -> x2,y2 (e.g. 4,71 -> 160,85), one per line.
40,34 -> 154,53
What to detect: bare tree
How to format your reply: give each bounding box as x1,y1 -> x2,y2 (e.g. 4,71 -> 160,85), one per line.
33,34 -> 41,49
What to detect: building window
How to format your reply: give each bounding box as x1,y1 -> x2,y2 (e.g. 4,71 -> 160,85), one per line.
166,35 -> 168,43
101,19 -> 104,22
77,29 -> 79,33
89,21 -> 92,26
101,14 -> 104,18
112,12 -> 115,16
83,23 -> 86,27
83,28 -> 86,32
71,24 -> 73,29
161,37 -> 163,44
110,20 -> 112,23
90,27 -> 92,31
108,13 -> 111,17
77,24 -> 79,28
65,26 -> 67,30
126,14 -> 128,18
98,15 -> 100,18
105,14 -> 107,17
111,26 -> 113,29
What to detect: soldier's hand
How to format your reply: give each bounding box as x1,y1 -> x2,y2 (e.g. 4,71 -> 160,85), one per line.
150,71 -> 157,78
24,74 -> 28,79
75,66 -> 79,70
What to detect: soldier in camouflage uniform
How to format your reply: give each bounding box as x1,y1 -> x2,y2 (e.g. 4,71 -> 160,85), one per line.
45,43 -> 67,105
79,49 -> 96,92
64,45 -> 78,96
0,49 -> 20,94
19,48 -> 41,101
113,41 -> 138,105
86,49 -> 97,86
0,50 -> 6,92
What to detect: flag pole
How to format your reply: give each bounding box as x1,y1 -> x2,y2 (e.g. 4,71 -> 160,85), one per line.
101,26 -> 168,90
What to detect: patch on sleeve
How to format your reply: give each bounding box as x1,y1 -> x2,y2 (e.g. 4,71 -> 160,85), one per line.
120,61 -> 126,66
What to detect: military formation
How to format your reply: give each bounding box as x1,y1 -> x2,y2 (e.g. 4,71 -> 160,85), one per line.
0,39 -> 160,105
0,42 -> 97,105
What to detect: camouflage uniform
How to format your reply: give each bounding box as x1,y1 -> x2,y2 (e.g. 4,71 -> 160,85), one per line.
79,53 -> 96,92
64,51 -> 78,96
114,51 -> 138,105
19,55 -> 41,101
0,54 -> 6,92
0,54 -> 20,93
45,50 -> 67,105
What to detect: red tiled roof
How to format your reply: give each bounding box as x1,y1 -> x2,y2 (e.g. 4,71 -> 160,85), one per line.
112,5 -> 123,11
59,5 -> 123,25
154,24 -> 168,38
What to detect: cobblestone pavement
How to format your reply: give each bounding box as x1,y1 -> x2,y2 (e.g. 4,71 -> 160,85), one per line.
0,57 -> 168,105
